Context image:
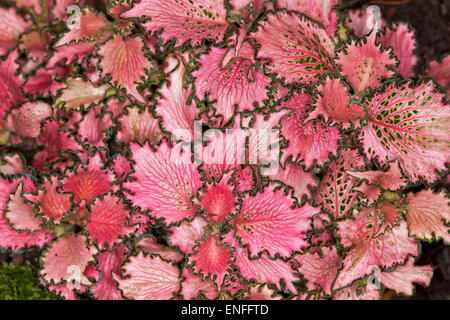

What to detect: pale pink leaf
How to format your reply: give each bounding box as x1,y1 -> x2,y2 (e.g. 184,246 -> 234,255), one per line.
114,252 -> 179,300
155,55 -> 199,140
0,154 -> 26,175
294,246 -> 340,295
76,108 -> 113,147
243,284 -> 283,300
251,11 -> 335,85
345,8 -> 387,38
380,257 -> 433,296
117,106 -> 163,145
136,237 -> 183,263
181,268 -> 219,300
19,30 -> 50,63
347,161 -> 406,190
405,190 -> 449,243
0,49 -> 24,118
333,279 -> 381,300
361,80 -> 450,183
41,235 -> 97,285
378,23 -> 417,79
169,217 -> 207,255
56,78 -> 109,111
7,102 -> 52,143
425,56 -> 450,91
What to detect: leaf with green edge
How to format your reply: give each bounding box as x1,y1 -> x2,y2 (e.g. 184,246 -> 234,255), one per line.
405,190 -> 449,244
333,279 -> 381,300
155,55 -> 199,141
124,140 -> 203,225
0,49 -> 25,119
0,154 -> 26,175
425,56 -> 450,91
193,43 -> 271,124
336,32 -> 397,93
86,195 -> 135,250
181,268 -> 219,300
55,78 -> 109,112
294,246 -> 340,295
275,0 -> 338,36
0,8 -> 31,57
24,175 -> 72,224
121,0 -> 228,47
251,11 -> 335,85
379,257 -> 433,296
188,235 -> 233,288
230,183 -> 319,258
280,93 -> 341,169
243,284 -> 283,300
4,182 -> 42,232
98,35 -> 153,104
334,208 -> 418,289
117,105 -> 163,145
114,252 -> 180,300
136,237 -> 184,263
169,216 -> 207,255
306,77 -> 365,129
378,23 -> 417,79
223,232 -> 298,293
360,80 -> 450,184
41,234 -> 97,285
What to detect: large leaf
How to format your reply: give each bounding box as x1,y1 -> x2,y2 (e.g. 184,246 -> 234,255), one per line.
0,8 -> 30,57
98,35 -> 152,103
114,252 -> 180,300
193,44 -> 271,124
425,56 -> 450,92
0,49 -> 25,119
121,0 -> 228,47
117,105 -> 163,145
169,217 -> 207,255
335,208 -> 418,289
360,80 -> 450,183
124,140 -> 203,225
230,183 -> 319,258
251,11 -> 335,85
405,190 -> 449,243
180,268 -> 219,300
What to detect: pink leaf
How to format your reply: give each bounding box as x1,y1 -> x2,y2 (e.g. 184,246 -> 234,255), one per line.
4,182 -> 42,232
86,195 -> 134,250
306,77 -> 365,129
251,11 -> 335,85
405,190 -> 449,244
181,268 -> 219,300
0,8 -> 30,57
425,56 -> 450,91
98,36 -> 152,103
243,284 -> 282,300
294,246 -> 340,295
193,44 -> 271,124
0,49 -> 25,118
76,108 -> 113,147
7,102 -> 52,143
56,9 -> 109,47
117,105 -> 163,145
124,140 -> 203,225
276,0 -> 338,36
19,30 -> 50,63
188,235 -> 232,287
24,67 -> 68,97
47,41 -> 97,69
41,235 -> 97,285
136,237 -> 183,263
280,93 -> 341,169
336,32 -> 396,93
335,209 -> 418,288
0,154 -> 26,175
121,0 -> 228,47
345,8 -> 387,38
378,23 -> 417,79
169,217 -> 207,255
90,245 -> 127,300
347,161 -> 406,190
108,1 -> 133,31
155,55 -> 199,140
62,153 -> 116,203
354,182 -> 381,205
197,172 -> 239,223
230,183 -> 318,258
114,252 -> 179,300
232,166 -> 256,194
380,257 -> 433,296
223,232 -> 298,292
360,80 -> 450,183
333,279 -> 381,300
56,78 -> 109,111
25,176 -> 72,224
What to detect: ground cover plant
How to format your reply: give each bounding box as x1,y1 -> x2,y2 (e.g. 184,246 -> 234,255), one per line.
0,0 -> 448,300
